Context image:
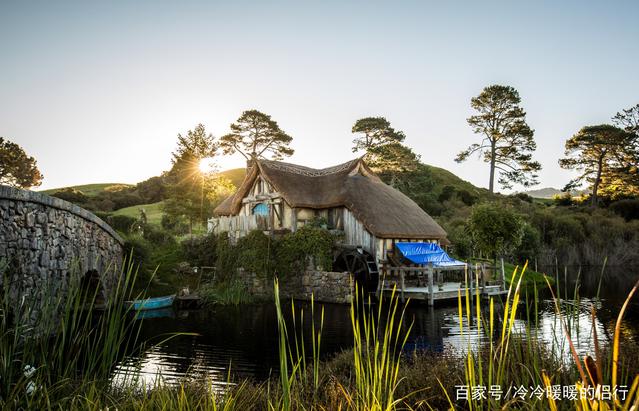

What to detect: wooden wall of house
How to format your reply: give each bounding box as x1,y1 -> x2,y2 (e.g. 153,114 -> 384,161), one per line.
343,208 -> 378,258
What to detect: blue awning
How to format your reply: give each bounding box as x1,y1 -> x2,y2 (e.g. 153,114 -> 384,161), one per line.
395,242 -> 467,268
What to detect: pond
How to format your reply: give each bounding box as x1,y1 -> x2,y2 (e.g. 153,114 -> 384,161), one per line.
112,266 -> 639,389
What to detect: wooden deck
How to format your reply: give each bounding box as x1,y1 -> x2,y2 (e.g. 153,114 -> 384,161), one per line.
379,282 -> 508,303
378,259 -> 509,305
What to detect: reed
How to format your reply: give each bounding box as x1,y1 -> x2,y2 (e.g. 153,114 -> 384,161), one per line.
0,256 -> 143,408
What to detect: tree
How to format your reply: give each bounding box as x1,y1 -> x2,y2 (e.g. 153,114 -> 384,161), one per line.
455,85 -> 541,193
351,117 -> 405,152
163,124 -> 230,232
468,203 -> 524,261
365,142 -> 422,186
349,117 -> 437,211
219,110 -> 293,162
0,137 -> 43,188
559,124 -> 638,206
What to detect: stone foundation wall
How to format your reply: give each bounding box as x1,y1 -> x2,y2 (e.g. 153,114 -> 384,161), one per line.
0,185 -> 124,320
241,269 -> 353,304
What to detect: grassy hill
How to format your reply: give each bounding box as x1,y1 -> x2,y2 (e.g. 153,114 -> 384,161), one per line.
41,183 -> 133,197
217,168 -> 246,188
112,200 -> 165,226
424,164 -> 490,199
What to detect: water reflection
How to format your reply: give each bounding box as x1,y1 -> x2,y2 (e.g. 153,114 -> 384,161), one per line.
112,265 -> 638,388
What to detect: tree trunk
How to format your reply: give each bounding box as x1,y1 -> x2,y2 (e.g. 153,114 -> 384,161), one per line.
592,155 -> 604,207
488,143 -> 496,193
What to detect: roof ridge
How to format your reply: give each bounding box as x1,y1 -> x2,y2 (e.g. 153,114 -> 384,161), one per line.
259,158 -> 360,177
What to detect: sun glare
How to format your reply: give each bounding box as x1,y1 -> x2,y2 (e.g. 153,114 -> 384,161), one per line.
199,157 -> 216,173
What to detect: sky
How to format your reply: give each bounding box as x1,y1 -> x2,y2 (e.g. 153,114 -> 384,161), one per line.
1,0 -> 638,192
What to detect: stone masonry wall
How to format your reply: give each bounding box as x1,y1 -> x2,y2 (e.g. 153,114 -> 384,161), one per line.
241,269 -> 353,304
0,185 -> 124,319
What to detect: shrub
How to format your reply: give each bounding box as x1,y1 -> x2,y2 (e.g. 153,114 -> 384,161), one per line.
610,199 -> 639,221
468,203 -> 524,260
123,236 -> 151,269
181,232 -> 218,267
50,188 -> 88,204
236,230 -> 276,278
514,223 -> 541,263
106,214 -> 137,233
276,225 -> 334,275
143,226 -> 176,247
552,192 -> 574,206
457,189 -> 478,206
161,214 -> 189,234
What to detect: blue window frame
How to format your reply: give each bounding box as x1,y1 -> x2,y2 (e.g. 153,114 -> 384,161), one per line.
252,203 -> 269,216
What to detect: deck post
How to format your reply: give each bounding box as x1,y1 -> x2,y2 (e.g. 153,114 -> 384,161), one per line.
480,263 -> 486,293
400,269 -> 405,303
427,263 -> 434,306
500,258 -> 506,291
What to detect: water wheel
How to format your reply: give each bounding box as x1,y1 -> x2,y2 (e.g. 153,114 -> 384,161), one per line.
333,248 -> 379,296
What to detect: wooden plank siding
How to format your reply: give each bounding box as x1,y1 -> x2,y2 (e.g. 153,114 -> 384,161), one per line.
343,208 -> 378,259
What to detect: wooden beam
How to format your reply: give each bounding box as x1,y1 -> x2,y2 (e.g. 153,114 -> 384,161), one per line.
400,269 -> 405,303
291,208 -> 297,232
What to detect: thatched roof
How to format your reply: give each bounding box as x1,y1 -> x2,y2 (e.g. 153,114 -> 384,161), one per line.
214,158 -> 447,240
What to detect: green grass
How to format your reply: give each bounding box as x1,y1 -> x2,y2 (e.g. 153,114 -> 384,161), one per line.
40,183 -> 133,197
425,163 -> 492,199
112,200 -> 165,226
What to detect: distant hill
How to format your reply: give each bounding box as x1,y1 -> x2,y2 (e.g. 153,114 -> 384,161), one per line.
522,187 -> 587,199
40,183 -> 134,197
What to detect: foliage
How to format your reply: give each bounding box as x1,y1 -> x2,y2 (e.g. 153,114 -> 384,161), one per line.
106,214 -> 138,233
220,110 -> 294,161
0,137 -> 43,188
161,213 -> 189,234
468,202 -> 524,259
514,223 -> 542,263
559,124 -> 638,206
142,225 -> 176,247
612,102 -> 639,136
181,232 -> 219,268
455,84 -> 541,192
134,175 -> 166,204
236,230 -> 275,278
351,117 -> 406,152
553,192 -> 574,206
199,280 -> 253,305
51,187 -> 89,204
609,199 -> 639,221
275,226 -> 335,275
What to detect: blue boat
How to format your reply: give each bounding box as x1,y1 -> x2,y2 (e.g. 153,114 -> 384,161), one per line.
127,294 -> 175,311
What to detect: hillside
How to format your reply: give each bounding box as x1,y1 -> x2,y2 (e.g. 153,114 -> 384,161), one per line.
41,183 -> 133,197
217,168 -> 246,188
112,200 -> 165,226
425,164 -> 490,199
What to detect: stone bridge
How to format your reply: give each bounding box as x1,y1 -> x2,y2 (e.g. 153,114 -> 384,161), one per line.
0,185 -> 124,311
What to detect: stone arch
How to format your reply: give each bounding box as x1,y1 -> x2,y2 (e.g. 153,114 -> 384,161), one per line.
80,269 -> 106,307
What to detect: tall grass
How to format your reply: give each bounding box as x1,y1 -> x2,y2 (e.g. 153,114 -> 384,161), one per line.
448,263 -> 639,410
272,278 -> 413,411
0,257 -> 142,408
